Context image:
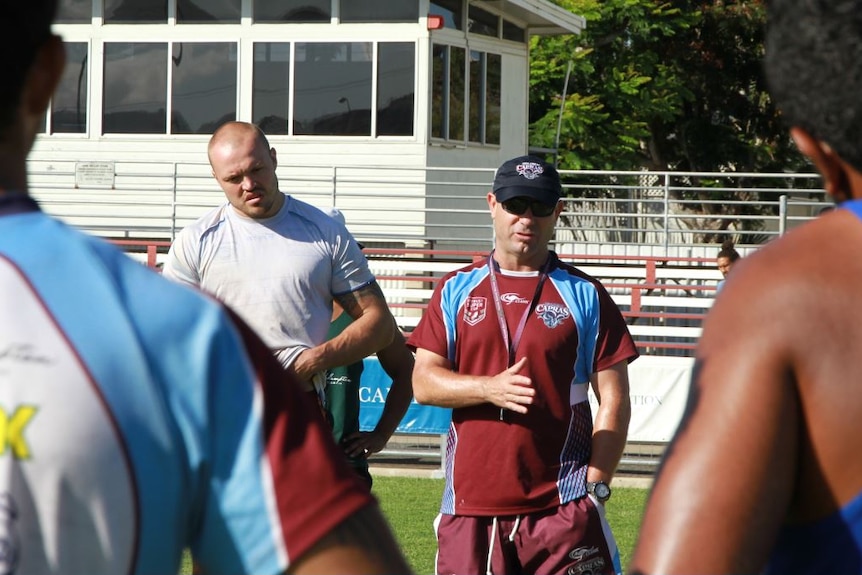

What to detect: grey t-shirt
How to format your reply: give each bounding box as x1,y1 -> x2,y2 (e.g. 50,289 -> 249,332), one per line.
164,194 -> 373,367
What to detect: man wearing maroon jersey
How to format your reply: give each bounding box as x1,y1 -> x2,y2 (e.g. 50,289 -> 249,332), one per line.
409,155 -> 638,575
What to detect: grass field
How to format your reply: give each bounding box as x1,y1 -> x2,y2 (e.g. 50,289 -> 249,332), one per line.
372,476 -> 649,575
179,476 -> 649,574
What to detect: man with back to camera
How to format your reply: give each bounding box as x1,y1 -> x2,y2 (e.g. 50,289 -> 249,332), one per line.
163,121 -> 396,403
628,1 -> 862,573
408,155 -> 639,575
0,3 -> 412,573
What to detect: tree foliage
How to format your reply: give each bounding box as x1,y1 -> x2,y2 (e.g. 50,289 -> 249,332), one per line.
530,0 -> 801,172
529,1 -> 818,240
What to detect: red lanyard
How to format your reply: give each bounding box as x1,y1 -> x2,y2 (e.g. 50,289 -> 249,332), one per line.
487,251 -> 554,418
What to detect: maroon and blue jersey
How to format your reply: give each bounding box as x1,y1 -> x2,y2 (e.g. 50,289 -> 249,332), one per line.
408,253 -> 637,516
0,194 -> 372,574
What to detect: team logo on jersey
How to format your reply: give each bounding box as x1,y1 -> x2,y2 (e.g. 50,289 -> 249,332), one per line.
463,297 -> 487,326
500,292 -> 528,305
516,161 -> 544,180
535,303 -> 570,328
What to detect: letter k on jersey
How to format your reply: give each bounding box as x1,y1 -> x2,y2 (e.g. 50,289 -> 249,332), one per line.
0,406 -> 37,459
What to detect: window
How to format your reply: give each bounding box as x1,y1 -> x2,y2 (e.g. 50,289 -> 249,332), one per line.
431,44 -> 465,141
469,51 -> 483,144
503,20 -> 526,43
294,42 -> 372,136
68,0 -> 239,23
448,47 -> 465,141
57,0 -> 91,23
253,41 -> 414,137
468,51 -> 501,145
486,54 -> 501,145
103,42 -> 236,134
253,43 -> 291,135
171,43 -> 237,134
255,0 -> 330,22
431,45 -> 446,139
377,43 -> 415,136
340,0 -> 418,22
429,0 -> 463,31
104,0 -> 167,23
177,0 -> 240,23
103,43 -> 168,133
433,43 -> 499,145
468,6 -> 499,38
51,42 -> 89,133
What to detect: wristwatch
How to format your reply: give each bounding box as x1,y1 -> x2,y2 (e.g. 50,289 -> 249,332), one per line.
586,481 -> 611,503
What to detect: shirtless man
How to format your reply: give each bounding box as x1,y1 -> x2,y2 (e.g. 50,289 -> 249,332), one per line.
629,1 -> 862,573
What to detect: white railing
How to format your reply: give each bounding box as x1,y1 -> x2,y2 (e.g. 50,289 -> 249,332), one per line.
29,160 -> 829,257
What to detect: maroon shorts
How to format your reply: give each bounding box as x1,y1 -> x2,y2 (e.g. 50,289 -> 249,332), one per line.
434,496 -> 620,575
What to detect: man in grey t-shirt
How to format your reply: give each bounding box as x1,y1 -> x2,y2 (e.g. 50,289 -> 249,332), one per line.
164,121 -> 396,395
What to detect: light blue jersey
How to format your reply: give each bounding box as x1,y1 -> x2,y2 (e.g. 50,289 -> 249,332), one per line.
0,195 -> 371,575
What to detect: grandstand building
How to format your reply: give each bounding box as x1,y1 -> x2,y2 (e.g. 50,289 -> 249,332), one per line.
30,0 -> 585,247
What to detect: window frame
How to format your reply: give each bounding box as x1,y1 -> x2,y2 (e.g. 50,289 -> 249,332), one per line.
101,40 -> 239,136
431,42 -> 501,148
45,40 -> 91,136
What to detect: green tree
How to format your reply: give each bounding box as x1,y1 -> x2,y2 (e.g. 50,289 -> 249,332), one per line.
530,1 -> 819,242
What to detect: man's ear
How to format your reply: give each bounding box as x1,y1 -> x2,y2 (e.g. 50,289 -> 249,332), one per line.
791,127 -> 850,203
24,35 -> 66,119
487,191 -> 497,217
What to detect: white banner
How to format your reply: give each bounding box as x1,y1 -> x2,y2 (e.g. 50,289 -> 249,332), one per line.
589,355 -> 693,442
364,354 -> 693,443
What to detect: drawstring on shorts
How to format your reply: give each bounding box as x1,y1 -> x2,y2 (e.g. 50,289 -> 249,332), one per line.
486,517 -> 498,575
485,515 -> 522,575
509,515 -> 521,542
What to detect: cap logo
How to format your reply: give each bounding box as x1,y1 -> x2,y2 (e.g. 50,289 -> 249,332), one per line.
516,162 -> 544,180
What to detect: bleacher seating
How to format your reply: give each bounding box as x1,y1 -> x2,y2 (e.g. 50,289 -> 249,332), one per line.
366,249 -> 718,355
118,240 -> 718,356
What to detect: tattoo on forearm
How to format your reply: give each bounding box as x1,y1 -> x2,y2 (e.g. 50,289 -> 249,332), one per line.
336,282 -> 386,319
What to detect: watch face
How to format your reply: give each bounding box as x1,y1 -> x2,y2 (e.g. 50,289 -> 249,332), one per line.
594,482 -> 611,500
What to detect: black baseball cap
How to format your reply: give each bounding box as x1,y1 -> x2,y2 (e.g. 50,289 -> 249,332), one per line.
492,155 -> 562,206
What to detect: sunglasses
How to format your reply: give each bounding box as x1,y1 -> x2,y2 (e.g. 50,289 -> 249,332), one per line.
500,197 -> 557,218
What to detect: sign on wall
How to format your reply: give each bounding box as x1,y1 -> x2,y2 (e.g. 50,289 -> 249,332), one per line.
75,161 -> 115,188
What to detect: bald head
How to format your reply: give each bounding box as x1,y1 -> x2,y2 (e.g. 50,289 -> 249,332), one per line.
207,121 -> 283,219
208,122 -> 271,166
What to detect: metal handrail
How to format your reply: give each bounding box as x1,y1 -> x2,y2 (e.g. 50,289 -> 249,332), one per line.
29,160 -> 828,256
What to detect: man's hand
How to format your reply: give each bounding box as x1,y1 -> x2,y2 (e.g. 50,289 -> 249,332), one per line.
414,349 -> 534,410
483,357 -> 535,414
342,430 -> 388,459
290,348 -> 323,383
